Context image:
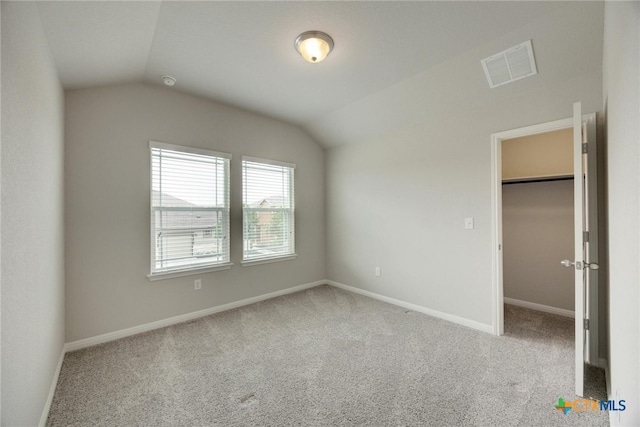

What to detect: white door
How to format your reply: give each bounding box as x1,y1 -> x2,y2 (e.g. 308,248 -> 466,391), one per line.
562,102 -> 599,397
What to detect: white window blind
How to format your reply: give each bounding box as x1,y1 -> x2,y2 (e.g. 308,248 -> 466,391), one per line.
150,141 -> 231,276
242,157 -> 295,262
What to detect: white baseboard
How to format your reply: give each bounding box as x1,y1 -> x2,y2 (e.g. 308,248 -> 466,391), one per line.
64,277 -> 496,351
326,280 -> 493,334
39,346 -> 66,427
64,280 -> 325,352
504,297 -> 575,318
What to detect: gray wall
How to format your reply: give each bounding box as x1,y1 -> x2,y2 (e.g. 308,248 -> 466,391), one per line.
1,2 -> 66,425
64,83 -> 325,342
603,2 -> 639,425
502,180 -> 574,311
325,18 -> 603,328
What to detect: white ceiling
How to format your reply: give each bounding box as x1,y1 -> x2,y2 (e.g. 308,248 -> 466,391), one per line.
35,1 -> 603,147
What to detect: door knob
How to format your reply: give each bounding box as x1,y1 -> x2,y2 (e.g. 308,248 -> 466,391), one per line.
561,260 -> 599,270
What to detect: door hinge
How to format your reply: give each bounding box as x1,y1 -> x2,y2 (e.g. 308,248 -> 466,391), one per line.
583,231 -> 590,242
582,143 -> 588,154
584,319 -> 590,330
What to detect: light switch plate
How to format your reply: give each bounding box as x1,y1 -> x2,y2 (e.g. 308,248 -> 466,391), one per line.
464,218 -> 474,230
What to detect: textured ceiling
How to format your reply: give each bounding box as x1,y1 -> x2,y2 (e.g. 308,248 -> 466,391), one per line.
35,1 -> 603,147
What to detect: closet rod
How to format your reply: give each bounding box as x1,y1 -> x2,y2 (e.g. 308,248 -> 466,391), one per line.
502,176 -> 574,185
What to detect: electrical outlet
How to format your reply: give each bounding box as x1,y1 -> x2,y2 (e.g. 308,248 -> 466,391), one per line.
194,279 -> 202,290
375,267 -> 381,277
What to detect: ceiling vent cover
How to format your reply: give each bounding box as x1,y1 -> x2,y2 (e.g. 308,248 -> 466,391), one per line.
482,40 -> 537,88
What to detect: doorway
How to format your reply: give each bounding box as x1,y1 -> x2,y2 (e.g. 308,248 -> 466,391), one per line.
491,110 -> 600,398
491,116 -> 577,335
501,128 -> 575,321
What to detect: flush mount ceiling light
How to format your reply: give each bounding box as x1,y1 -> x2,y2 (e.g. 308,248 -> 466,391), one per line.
161,75 -> 176,87
294,31 -> 334,63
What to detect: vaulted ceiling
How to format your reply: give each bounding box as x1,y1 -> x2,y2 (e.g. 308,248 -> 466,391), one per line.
35,1 -> 604,148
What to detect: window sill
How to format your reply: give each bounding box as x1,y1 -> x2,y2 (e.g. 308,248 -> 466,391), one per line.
147,263 -> 233,281
241,254 -> 297,267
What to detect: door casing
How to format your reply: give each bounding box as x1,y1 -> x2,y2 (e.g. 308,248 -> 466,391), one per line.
490,112 -> 598,362
491,116 -> 574,335
491,110 -> 600,394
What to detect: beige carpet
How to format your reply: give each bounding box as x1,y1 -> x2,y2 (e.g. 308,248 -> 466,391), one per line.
47,285 -> 608,426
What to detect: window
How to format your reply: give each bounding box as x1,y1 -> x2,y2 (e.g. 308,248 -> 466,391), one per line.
149,141 -> 231,279
242,157 -> 296,264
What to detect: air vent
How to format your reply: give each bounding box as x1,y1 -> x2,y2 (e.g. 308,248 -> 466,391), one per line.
481,40 -> 537,88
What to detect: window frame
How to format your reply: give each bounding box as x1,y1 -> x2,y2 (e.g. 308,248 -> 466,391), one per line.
241,156 -> 297,266
148,141 -> 233,281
